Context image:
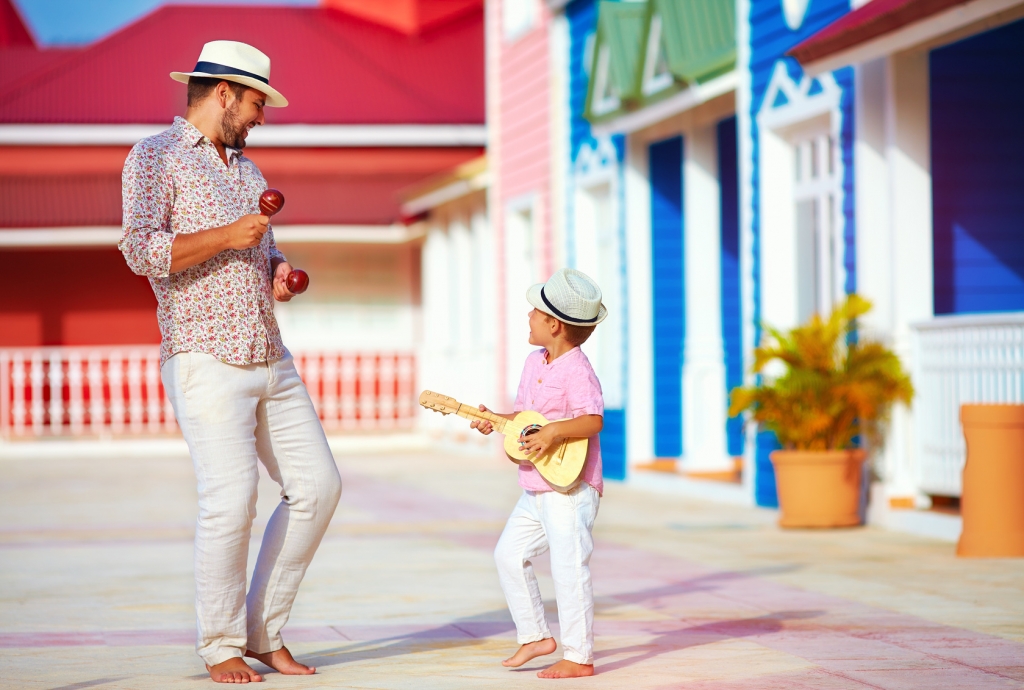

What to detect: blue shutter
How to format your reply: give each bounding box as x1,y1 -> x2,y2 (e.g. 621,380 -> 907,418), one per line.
718,116 -> 745,457
931,17 -> 1024,314
650,136 -> 684,457
600,409 -> 627,480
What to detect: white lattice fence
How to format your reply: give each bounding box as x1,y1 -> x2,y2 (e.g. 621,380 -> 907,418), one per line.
0,347 -> 416,439
912,314 -> 1024,496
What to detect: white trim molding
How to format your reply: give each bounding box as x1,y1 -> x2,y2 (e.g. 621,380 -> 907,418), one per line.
591,70 -> 738,137
0,225 -> 423,247
0,124 -> 488,148
401,171 -> 490,217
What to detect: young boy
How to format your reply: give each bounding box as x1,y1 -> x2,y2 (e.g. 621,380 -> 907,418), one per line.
471,267 -> 607,679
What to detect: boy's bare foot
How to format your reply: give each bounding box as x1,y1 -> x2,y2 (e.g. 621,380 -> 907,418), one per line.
538,659 -> 595,679
244,647 -> 315,675
502,637 -> 557,667
205,658 -> 263,683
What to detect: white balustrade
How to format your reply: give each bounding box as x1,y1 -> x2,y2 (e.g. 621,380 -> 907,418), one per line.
0,347 -> 416,440
911,313 -> 1024,496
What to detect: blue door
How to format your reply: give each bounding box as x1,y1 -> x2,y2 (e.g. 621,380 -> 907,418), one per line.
650,136 -> 684,457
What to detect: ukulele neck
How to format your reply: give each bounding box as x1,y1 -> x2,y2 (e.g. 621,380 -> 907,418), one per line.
453,403 -> 516,435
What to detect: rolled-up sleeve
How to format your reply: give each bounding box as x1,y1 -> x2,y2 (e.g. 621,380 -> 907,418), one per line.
266,226 -> 286,264
119,143 -> 174,277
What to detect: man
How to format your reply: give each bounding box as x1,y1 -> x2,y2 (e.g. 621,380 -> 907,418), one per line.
119,41 -> 342,684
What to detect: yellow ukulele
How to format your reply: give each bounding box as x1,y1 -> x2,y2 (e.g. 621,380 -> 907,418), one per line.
418,390 -> 589,492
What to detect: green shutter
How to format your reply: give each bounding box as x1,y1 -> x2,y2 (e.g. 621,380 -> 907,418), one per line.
654,0 -> 736,84
585,1 -> 648,123
599,1 -> 648,101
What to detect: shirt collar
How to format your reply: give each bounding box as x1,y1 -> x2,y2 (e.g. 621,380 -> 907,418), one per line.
542,346 -> 581,367
172,116 -> 243,163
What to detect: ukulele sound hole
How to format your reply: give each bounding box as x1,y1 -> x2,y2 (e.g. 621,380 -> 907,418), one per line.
519,424 -> 543,444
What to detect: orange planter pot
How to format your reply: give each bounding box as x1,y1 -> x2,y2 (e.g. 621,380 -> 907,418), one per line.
958,405 -> 1024,558
769,450 -> 866,528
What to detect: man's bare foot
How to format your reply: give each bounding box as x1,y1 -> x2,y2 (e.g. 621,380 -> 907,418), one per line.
502,638 -> 557,668
244,646 -> 315,675
205,657 -> 263,684
538,659 -> 595,679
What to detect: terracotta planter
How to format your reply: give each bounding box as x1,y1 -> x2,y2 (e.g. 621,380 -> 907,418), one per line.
769,450 -> 866,528
958,405 -> 1024,558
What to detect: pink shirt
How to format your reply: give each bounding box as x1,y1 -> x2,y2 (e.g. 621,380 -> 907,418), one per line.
513,347 -> 604,495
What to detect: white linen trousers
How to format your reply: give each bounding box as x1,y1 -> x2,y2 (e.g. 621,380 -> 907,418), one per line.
162,350 -> 342,666
494,483 -> 600,665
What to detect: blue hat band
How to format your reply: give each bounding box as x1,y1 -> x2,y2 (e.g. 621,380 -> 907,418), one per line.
541,287 -> 599,324
193,61 -> 269,85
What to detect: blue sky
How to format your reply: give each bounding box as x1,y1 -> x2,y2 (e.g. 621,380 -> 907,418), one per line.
13,0 -> 317,46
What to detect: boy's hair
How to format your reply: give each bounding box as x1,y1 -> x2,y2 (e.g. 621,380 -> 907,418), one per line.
543,313 -> 597,346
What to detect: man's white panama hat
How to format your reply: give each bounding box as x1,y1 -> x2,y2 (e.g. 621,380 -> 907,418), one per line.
527,268 -> 608,326
171,40 -> 288,107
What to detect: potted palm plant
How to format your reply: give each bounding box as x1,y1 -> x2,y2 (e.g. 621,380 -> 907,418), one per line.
729,295 -> 914,528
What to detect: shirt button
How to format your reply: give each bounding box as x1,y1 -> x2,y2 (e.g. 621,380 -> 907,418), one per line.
538,378 -> 542,383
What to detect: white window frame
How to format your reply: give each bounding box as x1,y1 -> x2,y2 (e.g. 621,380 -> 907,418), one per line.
757,62 -> 847,331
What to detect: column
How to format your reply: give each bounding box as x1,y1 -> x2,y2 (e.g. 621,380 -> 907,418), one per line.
682,124 -> 730,472
884,50 -> 935,504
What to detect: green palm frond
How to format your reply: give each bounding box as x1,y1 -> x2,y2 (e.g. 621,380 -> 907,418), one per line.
728,295 -> 914,451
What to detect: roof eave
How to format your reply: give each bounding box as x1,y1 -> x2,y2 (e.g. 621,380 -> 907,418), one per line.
790,0 -> 1021,76
590,69 -> 737,137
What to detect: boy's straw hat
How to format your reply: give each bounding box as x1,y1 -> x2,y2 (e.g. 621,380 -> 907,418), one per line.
527,268 -> 608,326
171,41 -> 288,107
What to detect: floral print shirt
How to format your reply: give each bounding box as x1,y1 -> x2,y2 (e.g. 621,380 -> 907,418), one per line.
119,117 -> 286,366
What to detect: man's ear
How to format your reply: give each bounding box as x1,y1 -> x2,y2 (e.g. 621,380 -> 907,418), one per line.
215,80 -> 233,107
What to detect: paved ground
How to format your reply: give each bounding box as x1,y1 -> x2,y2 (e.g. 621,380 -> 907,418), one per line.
1,442 -> 1023,689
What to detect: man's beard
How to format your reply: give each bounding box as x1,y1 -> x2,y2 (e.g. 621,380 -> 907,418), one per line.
221,103 -> 249,149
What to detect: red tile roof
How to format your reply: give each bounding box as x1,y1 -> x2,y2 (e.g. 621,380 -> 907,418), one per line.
0,46 -> 81,91
0,3 -> 484,124
788,0 -> 968,66
0,0 -> 34,48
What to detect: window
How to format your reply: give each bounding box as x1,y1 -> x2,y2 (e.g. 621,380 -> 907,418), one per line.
792,132 -> 842,321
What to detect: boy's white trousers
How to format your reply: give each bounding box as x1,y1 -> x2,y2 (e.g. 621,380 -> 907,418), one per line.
162,350 -> 342,666
494,484 -> 600,665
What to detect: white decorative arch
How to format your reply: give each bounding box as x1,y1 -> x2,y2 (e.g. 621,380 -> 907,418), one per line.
782,0 -> 810,31
758,60 -> 841,130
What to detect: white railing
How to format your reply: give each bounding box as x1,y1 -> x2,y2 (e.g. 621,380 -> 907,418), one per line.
0,347 -> 416,440
911,313 -> 1024,496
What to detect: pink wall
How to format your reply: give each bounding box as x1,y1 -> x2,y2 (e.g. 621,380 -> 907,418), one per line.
491,0 -> 553,404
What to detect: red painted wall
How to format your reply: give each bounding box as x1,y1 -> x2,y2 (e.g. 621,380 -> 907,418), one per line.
0,248 -> 159,346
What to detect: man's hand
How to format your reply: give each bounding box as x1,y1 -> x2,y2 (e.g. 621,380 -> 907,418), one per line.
221,214 -> 269,250
272,261 -> 295,302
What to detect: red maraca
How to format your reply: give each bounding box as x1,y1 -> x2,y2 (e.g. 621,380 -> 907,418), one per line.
259,189 -> 308,295
259,188 -> 285,217
286,269 -> 309,294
